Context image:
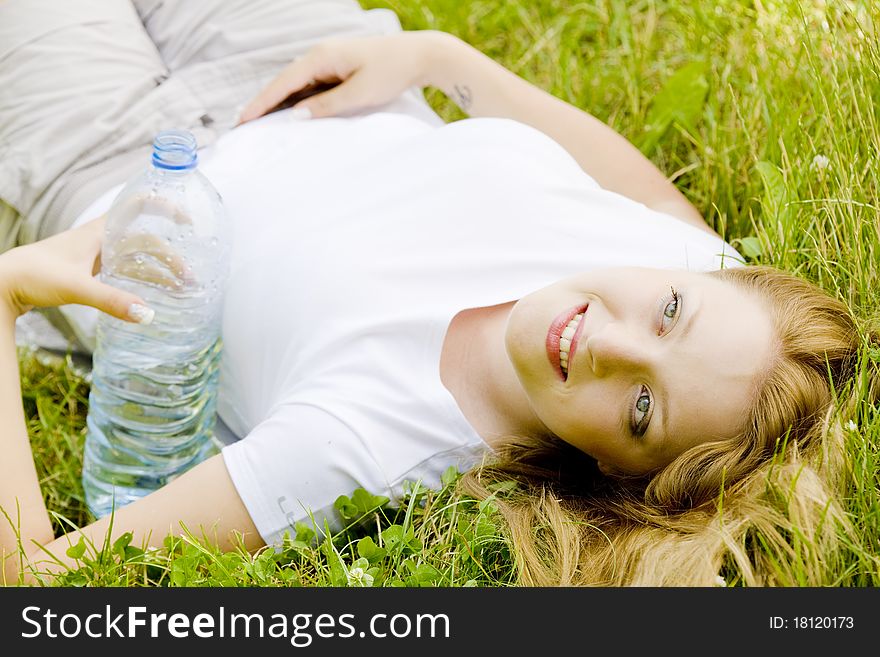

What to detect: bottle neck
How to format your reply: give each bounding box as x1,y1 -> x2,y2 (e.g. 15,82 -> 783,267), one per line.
151,130 -> 199,172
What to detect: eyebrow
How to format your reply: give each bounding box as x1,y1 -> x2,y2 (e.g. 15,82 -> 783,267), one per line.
677,290 -> 699,343
659,386 -> 670,446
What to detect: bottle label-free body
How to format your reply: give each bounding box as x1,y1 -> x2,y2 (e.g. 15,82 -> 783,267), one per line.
83,129 -> 231,519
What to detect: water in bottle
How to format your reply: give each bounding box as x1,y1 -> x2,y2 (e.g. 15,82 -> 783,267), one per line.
82,129 -> 231,518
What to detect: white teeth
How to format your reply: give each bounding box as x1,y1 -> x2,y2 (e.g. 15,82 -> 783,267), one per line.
558,313 -> 584,377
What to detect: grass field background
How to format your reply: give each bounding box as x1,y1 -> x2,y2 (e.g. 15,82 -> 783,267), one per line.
13,0 -> 880,585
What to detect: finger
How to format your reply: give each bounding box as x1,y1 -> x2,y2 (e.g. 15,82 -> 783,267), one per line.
117,233 -> 192,283
75,213 -> 108,235
115,258 -> 183,290
81,214 -> 109,276
239,56 -> 319,123
294,72 -> 374,119
76,278 -> 154,324
35,213 -> 108,278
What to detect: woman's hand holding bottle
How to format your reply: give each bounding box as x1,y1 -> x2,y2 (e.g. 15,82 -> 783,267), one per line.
0,216 -> 153,324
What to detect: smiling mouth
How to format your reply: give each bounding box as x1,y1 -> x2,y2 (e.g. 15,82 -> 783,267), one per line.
559,311 -> 586,377
546,304 -> 589,381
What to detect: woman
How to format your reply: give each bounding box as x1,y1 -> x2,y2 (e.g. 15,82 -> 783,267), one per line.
1,0 -> 875,585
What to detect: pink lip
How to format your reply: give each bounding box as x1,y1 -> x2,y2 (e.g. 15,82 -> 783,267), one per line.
546,304 -> 589,381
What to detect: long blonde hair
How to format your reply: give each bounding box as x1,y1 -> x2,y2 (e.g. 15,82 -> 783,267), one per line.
460,266 -> 880,585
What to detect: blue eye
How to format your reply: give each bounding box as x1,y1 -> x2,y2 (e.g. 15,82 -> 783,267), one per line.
660,287 -> 681,333
633,386 -> 651,436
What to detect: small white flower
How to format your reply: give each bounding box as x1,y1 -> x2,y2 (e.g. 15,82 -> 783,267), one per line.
714,575 -> 727,587
811,154 -> 830,172
346,566 -> 374,587
846,420 -> 858,433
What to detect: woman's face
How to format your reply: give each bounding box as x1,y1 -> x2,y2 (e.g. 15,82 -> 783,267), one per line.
504,267 -> 775,475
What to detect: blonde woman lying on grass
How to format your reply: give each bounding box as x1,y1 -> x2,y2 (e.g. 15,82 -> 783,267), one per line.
1,0 -> 878,586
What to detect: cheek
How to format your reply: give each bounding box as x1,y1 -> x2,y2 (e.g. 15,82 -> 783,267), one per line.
503,320 -> 531,361
531,387 -> 595,437
539,384 -> 622,441
505,312 -> 550,378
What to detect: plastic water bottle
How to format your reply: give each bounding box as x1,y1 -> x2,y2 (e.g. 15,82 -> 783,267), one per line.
82,129 -> 231,518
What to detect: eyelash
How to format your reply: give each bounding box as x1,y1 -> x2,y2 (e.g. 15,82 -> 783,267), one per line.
659,286 -> 680,335
633,287 -> 682,436
633,386 -> 652,437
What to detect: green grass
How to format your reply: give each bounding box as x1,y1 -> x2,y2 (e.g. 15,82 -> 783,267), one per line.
13,0 -> 880,586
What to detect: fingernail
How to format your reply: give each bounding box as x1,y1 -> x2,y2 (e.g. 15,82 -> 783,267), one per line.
237,105 -> 255,124
233,104 -> 247,125
290,106 -> 312,120
128,303 -> 155,325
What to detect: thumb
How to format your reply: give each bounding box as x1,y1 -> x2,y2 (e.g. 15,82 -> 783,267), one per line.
79,278 -> 155,325
296,73 -> 374,118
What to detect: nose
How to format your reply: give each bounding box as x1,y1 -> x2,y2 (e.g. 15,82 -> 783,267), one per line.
585,323 -> 657,377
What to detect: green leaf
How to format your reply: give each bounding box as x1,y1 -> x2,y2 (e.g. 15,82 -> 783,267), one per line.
112,532 -> 133,559
357,536 -> 387,563
351,488 -> 390,514
65,573 -> 88,587
206,553 -> 241,586
251,551 -> 275,583
641,61 -> 709,152
366,567 -> 382,586
321,537 -> 348,587
279,569 -> 301,586
476,514 -> 498,540
336,489 -> 390,524
170,558 -> 195,587
407,562 -> 441,586
755,161 -> 786,211
163,535 -> 182,553
755,160 -> 794,230
379,524 -> 421,555
294,522 -> 316,545
333,494 -> 358,521
733,236 -> 764,260
380,524 -> 404,547
66,537 -> 86,560
122,546 -> 144,562
441,465 -> 459,487
479,495 -> 499,514
170,569 -> 187,587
